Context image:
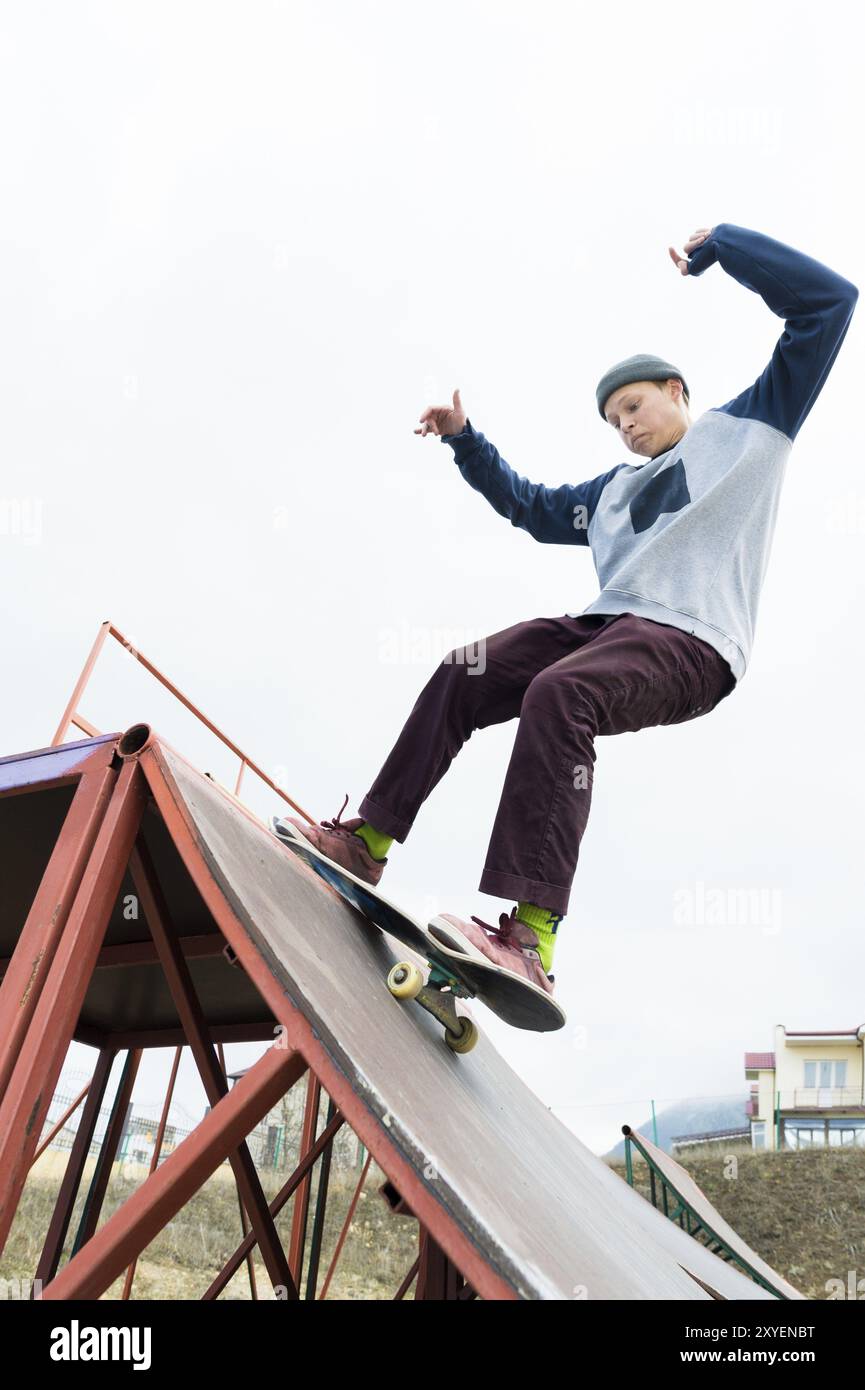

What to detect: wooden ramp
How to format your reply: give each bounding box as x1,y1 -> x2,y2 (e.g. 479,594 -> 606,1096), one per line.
0,729 -> 801,1300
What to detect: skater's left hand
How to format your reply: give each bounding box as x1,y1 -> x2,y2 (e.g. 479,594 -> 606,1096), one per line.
414,387 -> 467,438
668,227 -> 714,275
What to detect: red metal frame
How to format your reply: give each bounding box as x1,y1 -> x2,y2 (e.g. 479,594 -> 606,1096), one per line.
289,1075 -> 321,1285
0,729 -> 501,1300
218,1043 -> 259,1301
0,757 -> 148,1251
41,1043 -> 308,1300
202,1109 -> 346,1300
35,1048 -> 117,1286
32,1079 -> 91,1165
319,1151 -> 372,1299
0,738 -> 119,1103
71,1047 -> 143,1252
122,1044 -> 182,1300
126,835 -> 297,1296
0,672 -> 509,1297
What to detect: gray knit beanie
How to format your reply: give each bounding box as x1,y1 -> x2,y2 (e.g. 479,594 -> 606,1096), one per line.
596,353 -> 689,421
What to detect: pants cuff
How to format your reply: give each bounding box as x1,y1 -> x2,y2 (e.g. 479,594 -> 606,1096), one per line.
357,795 -> 413,844
478,868 -> 571,916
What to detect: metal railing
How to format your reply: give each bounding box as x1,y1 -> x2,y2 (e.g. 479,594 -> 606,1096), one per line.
779,1087 -> 863,1110
52,619 -> 314,823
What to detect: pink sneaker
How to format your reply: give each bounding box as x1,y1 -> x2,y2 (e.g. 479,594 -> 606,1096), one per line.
277,794 -> 388,888
431,907 -> 555,996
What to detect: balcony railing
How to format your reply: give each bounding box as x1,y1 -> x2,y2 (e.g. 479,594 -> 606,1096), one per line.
779,1087 -> 863,1110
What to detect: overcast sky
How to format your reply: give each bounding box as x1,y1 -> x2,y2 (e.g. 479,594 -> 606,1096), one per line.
1,1 -> 862,1157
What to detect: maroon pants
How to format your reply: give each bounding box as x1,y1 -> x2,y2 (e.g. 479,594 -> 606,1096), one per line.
358,612 -> 736,914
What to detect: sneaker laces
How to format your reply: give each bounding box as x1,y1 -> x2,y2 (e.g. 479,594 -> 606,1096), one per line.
320,792 -> 351,832
470,906 -> 540,960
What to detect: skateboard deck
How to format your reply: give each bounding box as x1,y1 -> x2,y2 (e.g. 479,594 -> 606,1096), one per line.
271,817 -> 565,1048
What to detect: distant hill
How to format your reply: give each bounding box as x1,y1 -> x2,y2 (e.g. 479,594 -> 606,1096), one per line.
605,1094 -> 750,1159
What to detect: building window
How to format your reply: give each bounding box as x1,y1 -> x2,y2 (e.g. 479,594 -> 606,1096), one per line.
803,1058 -> 849,1104
787,1127 -> 821,1149
752,1122 -> 766,1151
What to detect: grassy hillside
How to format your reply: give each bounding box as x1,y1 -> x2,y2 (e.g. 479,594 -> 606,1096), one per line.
2,1144 -> 862,1299
609,1145 -> 865,1301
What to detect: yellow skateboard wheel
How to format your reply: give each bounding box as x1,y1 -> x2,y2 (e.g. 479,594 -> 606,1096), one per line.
387,962 -> 424,999
445,1017 -> 478,1054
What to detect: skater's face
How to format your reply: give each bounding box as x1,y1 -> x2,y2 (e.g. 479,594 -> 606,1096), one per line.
603,379 -> 690,459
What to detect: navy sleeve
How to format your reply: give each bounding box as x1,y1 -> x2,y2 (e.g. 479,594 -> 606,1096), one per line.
687,223 -> 858,443
439,419 -> 623,545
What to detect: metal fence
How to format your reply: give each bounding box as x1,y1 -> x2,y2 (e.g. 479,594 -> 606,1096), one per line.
38,1077 -> 365,1174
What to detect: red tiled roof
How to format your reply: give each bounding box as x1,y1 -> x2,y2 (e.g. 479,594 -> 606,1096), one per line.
744,1052 -> 775,1070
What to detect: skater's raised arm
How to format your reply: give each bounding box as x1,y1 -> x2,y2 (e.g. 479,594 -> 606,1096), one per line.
676,223 -> 858,443
415,391 -> 622,546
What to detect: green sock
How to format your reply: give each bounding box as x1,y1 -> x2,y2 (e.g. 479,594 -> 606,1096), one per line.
353,820 -> 393,862
515,901 -> 564,974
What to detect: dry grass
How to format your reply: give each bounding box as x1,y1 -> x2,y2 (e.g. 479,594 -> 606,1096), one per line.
3,1143 -> 862,1300
0,1147 -> 418,1301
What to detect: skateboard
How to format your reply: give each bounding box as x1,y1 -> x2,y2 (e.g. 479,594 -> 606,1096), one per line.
271,817 -> 566,1052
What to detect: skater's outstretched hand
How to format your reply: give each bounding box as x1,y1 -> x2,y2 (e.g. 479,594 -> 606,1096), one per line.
668,227 -> 714,275
414,388 -> 467,437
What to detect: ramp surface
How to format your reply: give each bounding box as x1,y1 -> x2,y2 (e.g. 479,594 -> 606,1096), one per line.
0,732 -> 801,1300
141,740 -> 795,1300
623,1128 -> 803,1300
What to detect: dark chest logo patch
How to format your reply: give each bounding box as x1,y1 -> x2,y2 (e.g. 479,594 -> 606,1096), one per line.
630,457 -> 691,534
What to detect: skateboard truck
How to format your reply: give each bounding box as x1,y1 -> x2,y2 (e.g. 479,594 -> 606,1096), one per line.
387,960 -> 480,1054
273,817 -> 565,1041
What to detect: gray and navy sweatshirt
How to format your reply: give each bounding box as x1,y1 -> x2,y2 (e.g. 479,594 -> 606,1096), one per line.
441,224 -> 858,684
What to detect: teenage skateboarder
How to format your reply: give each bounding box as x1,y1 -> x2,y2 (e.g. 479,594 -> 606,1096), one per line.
284,224 -> 857,996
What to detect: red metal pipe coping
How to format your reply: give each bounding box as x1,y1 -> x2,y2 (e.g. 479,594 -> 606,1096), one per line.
118,724 -> 155,758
